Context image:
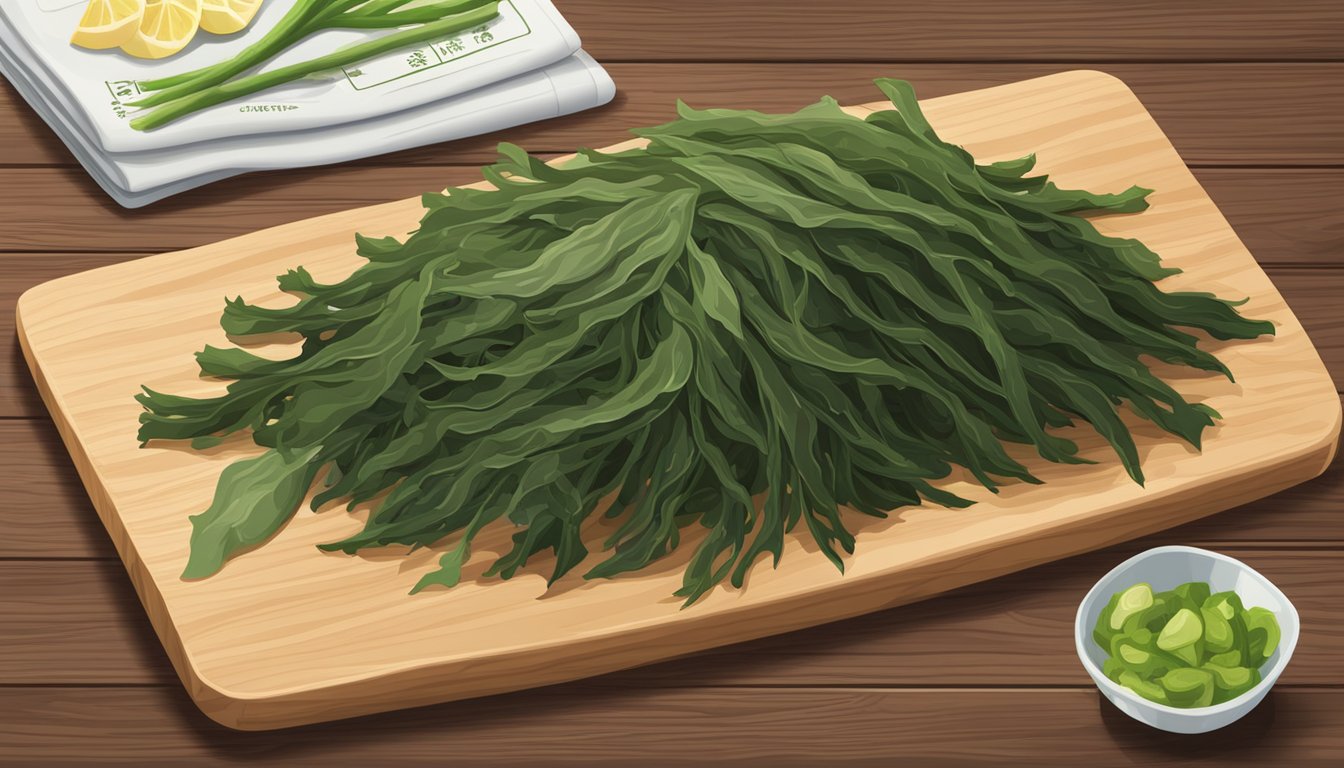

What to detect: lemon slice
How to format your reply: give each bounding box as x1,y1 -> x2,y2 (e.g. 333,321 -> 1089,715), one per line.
71,0 -> 147,50
200,0 -> 263,35
120,0 -> 203,60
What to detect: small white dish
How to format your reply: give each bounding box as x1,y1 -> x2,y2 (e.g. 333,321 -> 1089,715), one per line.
1074,545 -> 1299,734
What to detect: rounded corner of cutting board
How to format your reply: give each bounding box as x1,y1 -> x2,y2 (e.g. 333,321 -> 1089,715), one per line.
1312,392 -> 1344,471
14,277 -> 55,345
1056,68 -> 1138,95
177,654 -> 294,732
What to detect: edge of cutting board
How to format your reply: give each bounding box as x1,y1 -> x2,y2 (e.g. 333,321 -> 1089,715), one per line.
16,70 -> 1342,730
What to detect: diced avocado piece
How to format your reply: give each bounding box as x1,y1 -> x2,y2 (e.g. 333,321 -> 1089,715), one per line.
1229,612 -> 1252,660
1209,649 -> 1243,667
1245,626 -> 1266,663
1158,608 -> 1203,651
1161,667 -> 1215,708
1109,632 -> 1129,659
1171,643 -> 1201,667
1109,635 -> 1182,678
1109,629 -> 1152,656
1094,592 -> 1122,649
1200,605 -> 1235,654
1122,594 -> 1179,636
1119,670 -> 1171,706
1110,627 -> 1155,655
1205,591 -> 1244,622
1119,642 -> 1151,666
1243,607 -> 1281,663
1103,657 -> 1127,682
1172,582 -> 1212,609
1110,583 -> 1154,631
1204,664 -> 1261,704
1095,591 -> 1124,646
1203,663 -> 1253,690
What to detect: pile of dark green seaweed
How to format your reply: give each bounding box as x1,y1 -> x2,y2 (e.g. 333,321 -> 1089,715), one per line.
137,79 -> 1273,604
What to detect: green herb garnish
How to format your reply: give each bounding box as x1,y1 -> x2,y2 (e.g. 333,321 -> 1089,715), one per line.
137,79 -> 1273,604
1096,581 -> 1281,707
129,0 -> 501,131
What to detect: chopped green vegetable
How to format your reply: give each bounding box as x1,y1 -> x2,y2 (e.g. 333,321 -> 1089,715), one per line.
1119,670 -> 1171,706
138,80 -> 1274,604
1109,633 -> 1182,679
1203,662 -> 1257,695
1161,667 -> 1215,708
1119,592 -> 1180,637
1244,606 -> 1282,661
1103,657 -> 1126,680
1172,581 -> 1211,607
1169,643 -> 1201,668
1157,608 -> 1203,651
1206,591 -> 1244,621
1200,605 -> 1235,653
129,0 -> 502,131
1110,582 -> 1154,631
1095,580 -> 1281,707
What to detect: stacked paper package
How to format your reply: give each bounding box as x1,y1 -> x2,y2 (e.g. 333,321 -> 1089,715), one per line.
0,0 -> 615,207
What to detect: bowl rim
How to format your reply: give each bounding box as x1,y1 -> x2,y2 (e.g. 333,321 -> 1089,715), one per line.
1073,544 -> 1300,717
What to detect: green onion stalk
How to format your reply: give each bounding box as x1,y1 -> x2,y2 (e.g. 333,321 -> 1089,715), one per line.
129,0 -> 500,131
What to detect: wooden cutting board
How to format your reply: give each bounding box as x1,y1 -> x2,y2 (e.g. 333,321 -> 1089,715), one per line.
17,70 -> 1340,731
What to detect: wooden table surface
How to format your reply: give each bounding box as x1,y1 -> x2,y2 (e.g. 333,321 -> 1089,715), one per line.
2,1 -> 1342,764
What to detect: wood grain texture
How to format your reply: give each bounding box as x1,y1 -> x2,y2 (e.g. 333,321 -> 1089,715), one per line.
4,408 -> 1344,561
1200,175 -> 1344,268
2,686 -> 1342,766
3,549 -> 1340,687
6,64 -> 1343,168
15,71 -> 1341,729
558,1 -> 1344,62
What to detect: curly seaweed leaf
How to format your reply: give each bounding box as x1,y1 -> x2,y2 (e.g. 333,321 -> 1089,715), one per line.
180,447 -> 321,579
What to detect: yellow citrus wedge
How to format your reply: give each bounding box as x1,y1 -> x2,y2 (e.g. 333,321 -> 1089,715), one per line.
70,0 -> 147,50
200,0 -> 263,35
120,0 -> 203,60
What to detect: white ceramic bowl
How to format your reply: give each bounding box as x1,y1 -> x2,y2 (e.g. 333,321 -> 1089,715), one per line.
1074,545 -> 1299,734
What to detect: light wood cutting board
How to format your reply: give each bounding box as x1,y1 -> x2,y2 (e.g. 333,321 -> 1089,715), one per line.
16,70 -> 1340,731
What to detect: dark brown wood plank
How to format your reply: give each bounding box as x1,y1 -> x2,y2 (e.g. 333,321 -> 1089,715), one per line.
559,1 -> 1344,63
4,65 -> 1343,169
0,685 -> 1339,765
1270,268 -> 1344,384
0,420 -> 122,560
3,547 -> 1338,686
1204,170 -> 1344,267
